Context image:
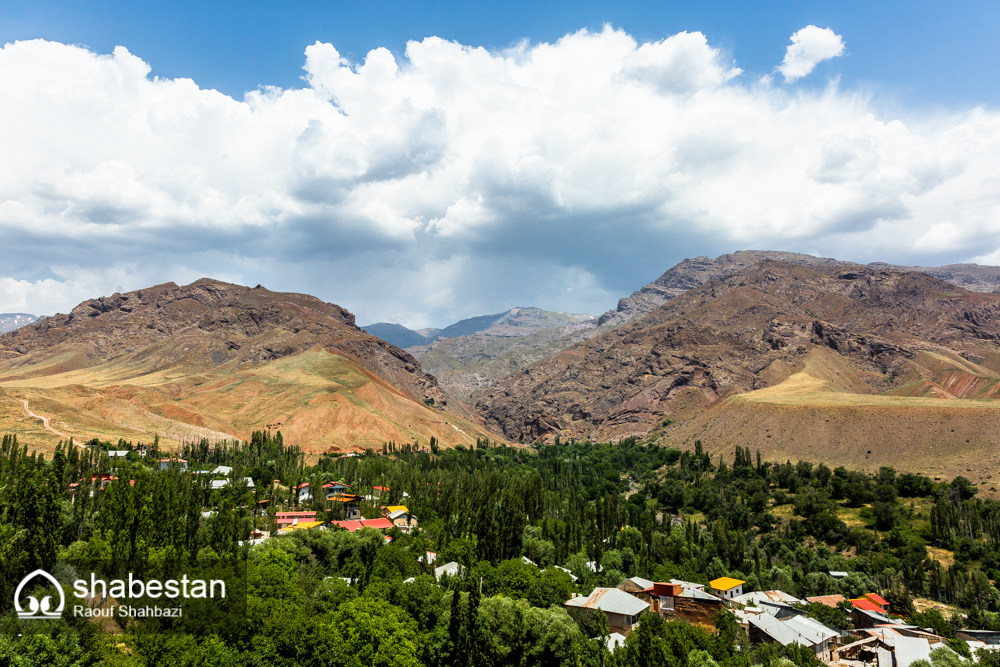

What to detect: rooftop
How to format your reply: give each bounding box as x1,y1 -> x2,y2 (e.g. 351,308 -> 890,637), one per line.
710,577 -> 746,591
564,587 -> 650,616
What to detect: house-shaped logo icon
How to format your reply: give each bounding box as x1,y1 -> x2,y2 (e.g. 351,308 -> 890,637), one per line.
14,569 -> 65,620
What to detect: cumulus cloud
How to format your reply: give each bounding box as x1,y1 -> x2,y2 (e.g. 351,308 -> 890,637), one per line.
0,27 -> 999,327
778,25 -> 846,82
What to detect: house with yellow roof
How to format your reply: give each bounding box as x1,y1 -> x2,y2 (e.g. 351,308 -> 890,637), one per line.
709,577 -> 745,603
276,520 -> 325,534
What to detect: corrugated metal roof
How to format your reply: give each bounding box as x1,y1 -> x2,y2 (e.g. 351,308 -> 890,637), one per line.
748,614 -> 804,646
734,590 -> 803,606
785,616 -> 839,644
565,588 -> 649,616
627,577 -> 654,590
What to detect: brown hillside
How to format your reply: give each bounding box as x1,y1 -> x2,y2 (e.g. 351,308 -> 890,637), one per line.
476,261 -> 1000,481
0,280 -> 496,453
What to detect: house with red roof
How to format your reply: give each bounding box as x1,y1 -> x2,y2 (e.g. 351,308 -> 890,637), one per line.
863,593 -> 890,613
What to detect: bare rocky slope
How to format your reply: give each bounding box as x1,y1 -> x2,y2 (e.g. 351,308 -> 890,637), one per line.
474,261 -> 1000,483
407,307 -> 596,398
599,251 -> 1000,327
0,280 -> 495,453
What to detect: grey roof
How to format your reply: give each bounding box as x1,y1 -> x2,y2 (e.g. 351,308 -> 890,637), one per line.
671,580 -> 721,601
107,450 -> 129,457
784,616 -> 839,644
388,509 -> 408,520
733,590 -> 803,606
213,465 -> 233,475
856,607 -> 893,624
877,647 -> 894,667
747,614 -> 800,646
748,614 -> 806,646
210,479 -> 229,489
434,562 -> 461,580
606,633 -> 627,652
886,636 -> 932,667
565,588 -> 649,616
626,577 -> 654,590
829,571 -> 849,578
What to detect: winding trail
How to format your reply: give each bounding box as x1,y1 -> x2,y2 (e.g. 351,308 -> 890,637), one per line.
20,399 -> 71,439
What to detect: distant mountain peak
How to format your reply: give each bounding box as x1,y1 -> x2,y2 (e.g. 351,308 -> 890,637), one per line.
0,313 -> 40,334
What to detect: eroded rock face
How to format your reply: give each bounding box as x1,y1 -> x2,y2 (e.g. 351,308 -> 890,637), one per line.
0,279 -> 453,409
476,261 -> 1000,442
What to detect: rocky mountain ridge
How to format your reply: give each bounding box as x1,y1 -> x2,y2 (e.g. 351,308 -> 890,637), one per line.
475,261 -> 1000,447
0,279 -> 494,452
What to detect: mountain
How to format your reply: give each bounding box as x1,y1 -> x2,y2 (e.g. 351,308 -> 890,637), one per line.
0,313 -> 39,334
475,261 -> 1000,483
0,279 -> 496,453
408,308 -> 596,398
597,251 -> 854,327
361,322 -> 430,348
598,251 -> 1000,328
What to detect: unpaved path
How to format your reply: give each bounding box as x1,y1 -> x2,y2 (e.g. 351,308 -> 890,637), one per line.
20,399 -> 71,439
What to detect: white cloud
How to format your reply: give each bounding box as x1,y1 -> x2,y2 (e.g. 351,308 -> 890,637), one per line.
0,28 -> 999,327
778,25 -> 846,82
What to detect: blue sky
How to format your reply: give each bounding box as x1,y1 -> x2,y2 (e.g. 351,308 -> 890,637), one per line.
1,1 -> 999,326
4,0 -> 998,108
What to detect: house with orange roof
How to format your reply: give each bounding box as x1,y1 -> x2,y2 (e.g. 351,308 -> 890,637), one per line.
709,577 -> 745,603
863,593 -> 890,613
805,594 -> 847,608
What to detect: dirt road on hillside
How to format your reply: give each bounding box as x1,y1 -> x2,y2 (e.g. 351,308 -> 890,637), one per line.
20,399 -> 71,439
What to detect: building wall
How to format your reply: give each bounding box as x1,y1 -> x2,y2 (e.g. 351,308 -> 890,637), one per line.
669,598 -> 723,629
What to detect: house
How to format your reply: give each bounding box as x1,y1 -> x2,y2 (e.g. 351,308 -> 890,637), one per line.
564,588 -> 651,636
435,562 -> 461,581
385,507 -> 416,532
212,465 -> 233,476
360,518 -> 394,532
662,581 -> 726,628
331,520 -> 365,532
733,590 -> 802,606
137,444 -> 149,457
805,594 -> 847,608
851,604 -> 893,629
709,577 -> 745,603
423,551 -> 437,565
275,511 -> 317,528
158,458 -> 188,471
618,577 -> 655,598
372,485 -> 390,495
747,612 -> 840,661
331,493 -> 362,520
297,482 -> 312,501
829,571 -> 849,579
277,520 -> 325,534
106,450 -> 130,464
863,592 -> 891,613
323,482 -> 352,498
732,591 -> 804,620
957,630 -> 1000,645
210,476 -> 254,490
837,626 -> 937,667
606,633 -> 627,653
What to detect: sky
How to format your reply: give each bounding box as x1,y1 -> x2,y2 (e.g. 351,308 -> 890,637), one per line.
1,1 -> 999,327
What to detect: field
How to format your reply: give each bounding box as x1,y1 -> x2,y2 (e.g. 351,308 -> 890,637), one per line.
662,349 -> 1000,494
